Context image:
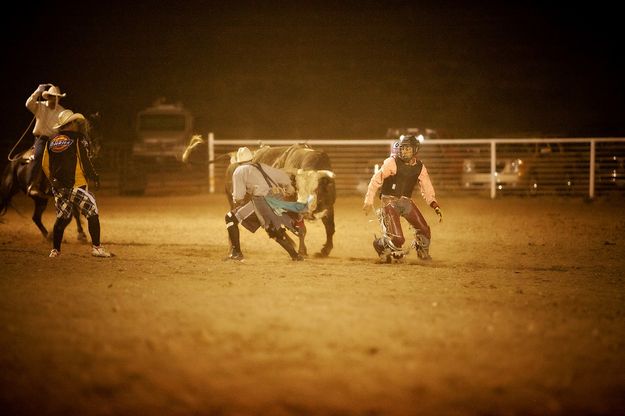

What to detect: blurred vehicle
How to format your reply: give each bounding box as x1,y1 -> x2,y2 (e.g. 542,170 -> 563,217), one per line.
596,142 -> 625,190
120,100 -> 194,195
132,100 -> 194,163
462,142 -> 588,195
461,146 -> 524,191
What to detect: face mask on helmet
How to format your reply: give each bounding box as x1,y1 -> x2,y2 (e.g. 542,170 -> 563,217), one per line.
399,145 -> 414,161
397,135 -> 419,161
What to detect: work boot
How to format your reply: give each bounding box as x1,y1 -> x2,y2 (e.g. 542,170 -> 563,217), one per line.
373,237 -> 391,263
275,235 -> 302,261
413,234 -> 432,260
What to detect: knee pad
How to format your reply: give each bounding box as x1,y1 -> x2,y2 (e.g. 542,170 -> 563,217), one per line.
225,211 -> 238,227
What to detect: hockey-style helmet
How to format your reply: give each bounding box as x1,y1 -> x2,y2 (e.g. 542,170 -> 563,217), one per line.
398,135 -> 420,162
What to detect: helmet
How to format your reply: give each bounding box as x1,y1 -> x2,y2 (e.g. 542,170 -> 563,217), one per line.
398,135 -> 419,161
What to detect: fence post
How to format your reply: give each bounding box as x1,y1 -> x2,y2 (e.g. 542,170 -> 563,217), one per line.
490,141 -> 496,199
208,132 -> 215,194
589,139 -> 595,199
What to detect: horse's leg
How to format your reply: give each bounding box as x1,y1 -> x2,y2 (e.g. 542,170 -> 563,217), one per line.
32,197 -> 49,240
73,206 -> 87,242
317,209 -> 335,257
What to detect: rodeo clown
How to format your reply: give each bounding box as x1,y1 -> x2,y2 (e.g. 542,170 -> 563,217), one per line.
42,109 -> 112,258
363,134 -> 442,263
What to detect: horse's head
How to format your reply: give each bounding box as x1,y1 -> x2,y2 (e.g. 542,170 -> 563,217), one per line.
83,112 -> 102,160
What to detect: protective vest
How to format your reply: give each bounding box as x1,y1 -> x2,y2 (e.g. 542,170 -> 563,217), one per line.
380,158 -> 423,198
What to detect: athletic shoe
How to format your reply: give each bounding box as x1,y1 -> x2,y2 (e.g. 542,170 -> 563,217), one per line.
228,251 -> 244,261
49,249 -> 60,258
92,245 -> 112,258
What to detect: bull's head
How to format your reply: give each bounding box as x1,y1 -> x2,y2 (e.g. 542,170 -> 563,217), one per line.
181,135 -> 205,163
293,169 -> 335,212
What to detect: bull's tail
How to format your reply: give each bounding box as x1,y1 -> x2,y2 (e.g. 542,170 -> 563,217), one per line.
182,135 -> 232,166
184,152 -> 231,166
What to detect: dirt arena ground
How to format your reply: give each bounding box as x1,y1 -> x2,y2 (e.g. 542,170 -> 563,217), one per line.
1,192 -> 625,415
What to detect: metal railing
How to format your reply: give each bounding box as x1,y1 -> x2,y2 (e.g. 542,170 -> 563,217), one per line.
206,136 -> 625,199
93,136 -> 625,198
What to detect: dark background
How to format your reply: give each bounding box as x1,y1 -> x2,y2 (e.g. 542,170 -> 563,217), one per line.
4,1 -> 624,151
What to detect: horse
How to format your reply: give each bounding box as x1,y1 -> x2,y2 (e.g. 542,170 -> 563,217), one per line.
0,113 -> 101,241
182,138 -> 336,257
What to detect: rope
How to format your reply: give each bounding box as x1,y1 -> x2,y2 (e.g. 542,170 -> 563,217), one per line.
8,116 -> 36,162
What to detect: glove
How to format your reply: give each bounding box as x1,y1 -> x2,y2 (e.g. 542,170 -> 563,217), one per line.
363,202 -> 373,216
434,207 -> 443,222
93,175 -> 101,191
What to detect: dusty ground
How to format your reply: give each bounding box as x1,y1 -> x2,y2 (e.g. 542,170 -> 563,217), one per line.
1,192 -> 625,416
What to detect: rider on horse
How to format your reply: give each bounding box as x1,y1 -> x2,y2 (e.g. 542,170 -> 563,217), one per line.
25,84 -> 66,198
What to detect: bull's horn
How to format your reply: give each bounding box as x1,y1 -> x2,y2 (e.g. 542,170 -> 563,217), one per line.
317,170 -> 335,178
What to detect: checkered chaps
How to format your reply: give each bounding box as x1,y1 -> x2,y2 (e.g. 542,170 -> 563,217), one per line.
52,187 -> 99,219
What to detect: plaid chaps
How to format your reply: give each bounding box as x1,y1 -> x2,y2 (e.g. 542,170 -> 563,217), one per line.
52,187 -> 99,219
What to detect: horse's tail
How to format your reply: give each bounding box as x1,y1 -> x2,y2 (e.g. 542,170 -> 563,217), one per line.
0,161 -> 16,215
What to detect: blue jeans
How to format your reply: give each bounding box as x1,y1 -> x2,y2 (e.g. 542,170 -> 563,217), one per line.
28,136 -> 48,188
33,136 -> 47,162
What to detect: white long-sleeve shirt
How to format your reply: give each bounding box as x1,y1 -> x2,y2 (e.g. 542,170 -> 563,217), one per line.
25,88 -> 65,137
232,162 -> 291,202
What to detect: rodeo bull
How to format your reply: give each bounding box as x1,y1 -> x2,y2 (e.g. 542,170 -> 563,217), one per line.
182,138 -> 336,257
237,144 -> 336,258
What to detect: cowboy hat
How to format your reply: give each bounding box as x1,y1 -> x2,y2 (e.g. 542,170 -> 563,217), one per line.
236,147 -> 254,163
53,109 -> 85,130
42,85 -> 66,99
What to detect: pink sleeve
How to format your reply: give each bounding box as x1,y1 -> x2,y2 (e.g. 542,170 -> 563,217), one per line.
418,165 -> 437,206
364,157 -> 397,205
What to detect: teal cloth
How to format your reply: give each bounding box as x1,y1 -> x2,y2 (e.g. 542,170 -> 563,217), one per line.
264,195 -> 308,215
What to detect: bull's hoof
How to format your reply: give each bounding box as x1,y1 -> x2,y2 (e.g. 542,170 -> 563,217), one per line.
77,232 -> 88,243
314,247 -> 332,258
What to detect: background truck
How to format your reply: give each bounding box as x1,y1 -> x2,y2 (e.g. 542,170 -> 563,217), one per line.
119,100 -> 194,195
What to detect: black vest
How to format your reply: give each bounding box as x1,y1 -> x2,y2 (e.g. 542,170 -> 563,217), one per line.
380,158 -> 423,198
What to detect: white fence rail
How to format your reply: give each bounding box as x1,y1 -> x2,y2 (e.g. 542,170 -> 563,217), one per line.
206,136 -> 625,199
97,136 -> 624,198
